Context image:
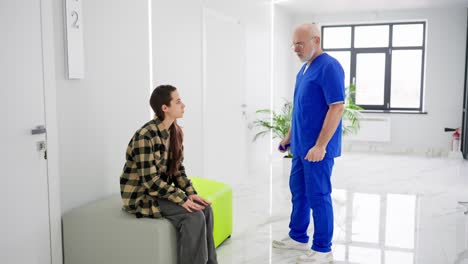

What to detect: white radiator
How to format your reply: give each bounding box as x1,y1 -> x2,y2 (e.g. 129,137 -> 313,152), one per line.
344,116 -> 391,142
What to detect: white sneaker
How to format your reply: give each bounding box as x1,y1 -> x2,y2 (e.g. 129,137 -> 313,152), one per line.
272,236 -> 309,251
296,250 -> 334,263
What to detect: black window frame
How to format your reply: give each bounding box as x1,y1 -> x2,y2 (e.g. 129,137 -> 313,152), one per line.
322,22 -> 426,112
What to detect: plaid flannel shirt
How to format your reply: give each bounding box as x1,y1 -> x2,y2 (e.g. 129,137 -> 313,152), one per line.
120,117 -> 197,218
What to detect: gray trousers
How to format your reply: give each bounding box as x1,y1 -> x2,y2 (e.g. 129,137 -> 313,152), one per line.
158,199 -> 218,264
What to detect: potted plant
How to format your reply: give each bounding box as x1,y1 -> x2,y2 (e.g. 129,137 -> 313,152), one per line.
253,85 -> 363,177
253,99 -> 293,177
342,83 -> 363,136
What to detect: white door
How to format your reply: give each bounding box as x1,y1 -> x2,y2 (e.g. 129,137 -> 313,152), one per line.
0,1 -> 51,263
202,8 -> 246,185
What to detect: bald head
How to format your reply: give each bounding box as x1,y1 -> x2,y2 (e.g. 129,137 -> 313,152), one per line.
292,23 -> 322,63
294,23 -> 321,39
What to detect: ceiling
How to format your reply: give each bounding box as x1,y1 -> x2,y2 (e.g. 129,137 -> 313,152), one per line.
274,0 -> 468,15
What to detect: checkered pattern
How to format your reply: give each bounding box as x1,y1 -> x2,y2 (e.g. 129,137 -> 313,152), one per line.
120,117 -> 197,218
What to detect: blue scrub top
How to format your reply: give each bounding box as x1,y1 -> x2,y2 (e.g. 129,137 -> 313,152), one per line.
290,53 -> 345,159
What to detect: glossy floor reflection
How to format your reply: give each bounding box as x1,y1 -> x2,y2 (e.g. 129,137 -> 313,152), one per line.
215,152 -> 468,264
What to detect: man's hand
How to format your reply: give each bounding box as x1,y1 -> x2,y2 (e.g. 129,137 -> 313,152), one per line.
278,137 -> 290,153
181,198 -> 205,213
304,145 -> 326,162
189,194 -> 211,206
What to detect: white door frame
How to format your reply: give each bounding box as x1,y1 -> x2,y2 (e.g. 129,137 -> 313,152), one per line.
40,0 -> 63,263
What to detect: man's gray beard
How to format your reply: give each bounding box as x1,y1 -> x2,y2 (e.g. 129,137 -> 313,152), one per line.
300,56 -> 311,63
300,49 -> 316,63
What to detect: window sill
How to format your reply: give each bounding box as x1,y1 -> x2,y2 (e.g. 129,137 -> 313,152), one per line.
360,110 -> 428,115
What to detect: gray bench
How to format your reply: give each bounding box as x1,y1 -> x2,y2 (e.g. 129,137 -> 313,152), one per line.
63,195 -> 177,264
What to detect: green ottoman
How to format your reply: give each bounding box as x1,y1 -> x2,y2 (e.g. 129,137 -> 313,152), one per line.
190,177 -> 233,247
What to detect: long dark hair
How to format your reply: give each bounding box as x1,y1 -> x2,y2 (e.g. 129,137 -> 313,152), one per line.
149,85 -> 183,176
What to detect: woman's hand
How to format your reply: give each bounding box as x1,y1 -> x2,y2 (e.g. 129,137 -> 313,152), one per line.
181,199 -> 205,212
189,194 -> 211,206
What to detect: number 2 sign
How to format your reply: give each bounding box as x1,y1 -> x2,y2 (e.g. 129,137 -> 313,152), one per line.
65,0 -> 84,79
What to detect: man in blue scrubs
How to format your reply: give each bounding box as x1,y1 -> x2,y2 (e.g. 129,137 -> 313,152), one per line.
272,23 -> 345,264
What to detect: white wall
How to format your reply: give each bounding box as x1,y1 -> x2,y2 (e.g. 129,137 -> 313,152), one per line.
151,0 -> 273,173
53,0 -> 151,212
243,1 -> 275,169
287,8 -> 467,156
274,6 -> 295,105
269,6 -> 296,159
151,0 -> 204,177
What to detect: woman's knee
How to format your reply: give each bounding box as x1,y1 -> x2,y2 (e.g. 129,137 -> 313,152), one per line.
188,210 -> 206,226
203,205 -> 213,216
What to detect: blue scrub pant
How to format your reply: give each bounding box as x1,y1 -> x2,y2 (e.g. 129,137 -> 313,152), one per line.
288,155 -> 334,253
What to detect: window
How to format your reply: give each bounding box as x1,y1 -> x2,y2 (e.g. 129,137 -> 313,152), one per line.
322,22 -> 426,112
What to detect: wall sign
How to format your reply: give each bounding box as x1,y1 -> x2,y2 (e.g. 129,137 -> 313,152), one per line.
65,0 -> 84,79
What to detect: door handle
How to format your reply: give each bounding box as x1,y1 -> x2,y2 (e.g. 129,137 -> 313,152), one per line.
31,125 -> 46,135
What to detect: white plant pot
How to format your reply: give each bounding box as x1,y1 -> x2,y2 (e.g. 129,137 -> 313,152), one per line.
283,157 -> 292,179
280,156 -> 293,203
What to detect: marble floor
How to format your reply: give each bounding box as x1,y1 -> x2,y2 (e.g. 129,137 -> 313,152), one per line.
215,152 -> 468,264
